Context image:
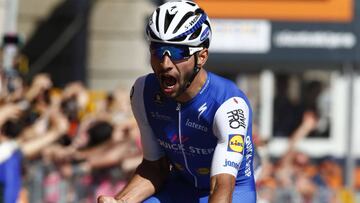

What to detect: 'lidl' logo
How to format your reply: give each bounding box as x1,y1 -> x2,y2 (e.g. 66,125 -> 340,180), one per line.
227,134 -> 244,153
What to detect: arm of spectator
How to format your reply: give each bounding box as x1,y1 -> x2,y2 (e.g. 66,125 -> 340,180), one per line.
121,155 -> 143,173
280,111 -> 317,166
24,74 -> 52,102
0,104 -> 21,127
62,82 -> 89,110
19,112 -> 50,142
19,111 -> 68,158
85,141 -> 132,170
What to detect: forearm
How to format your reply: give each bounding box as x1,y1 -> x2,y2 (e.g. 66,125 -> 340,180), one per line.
87,146 -> 128,170
209,188 -> 233,203
115,157 -> 169,203
209,174 -> 235,203
20,129 -> 61,158
115,173 -> 156,203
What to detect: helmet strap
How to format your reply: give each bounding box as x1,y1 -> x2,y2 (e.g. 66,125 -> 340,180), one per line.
185,52 -> 201,88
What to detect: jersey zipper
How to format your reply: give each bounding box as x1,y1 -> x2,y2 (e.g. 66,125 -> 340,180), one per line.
177,102 -> 198,187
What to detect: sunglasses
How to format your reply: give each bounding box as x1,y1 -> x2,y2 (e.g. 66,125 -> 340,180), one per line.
150,42 -> 203,61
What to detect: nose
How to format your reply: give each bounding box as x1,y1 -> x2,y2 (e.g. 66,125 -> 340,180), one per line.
159,54 -> 173,71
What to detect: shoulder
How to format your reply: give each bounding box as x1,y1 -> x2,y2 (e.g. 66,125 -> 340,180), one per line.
131,73 -> 157,100
207,72 -> 250,107
132,73 -> 155,89
0,141 -> 20,163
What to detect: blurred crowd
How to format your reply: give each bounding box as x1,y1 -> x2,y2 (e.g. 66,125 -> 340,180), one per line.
0,74 -> 142,203
255,111 -> 357,203
0,73 -> 359,203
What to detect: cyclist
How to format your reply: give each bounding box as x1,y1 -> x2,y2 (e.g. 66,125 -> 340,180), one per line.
98,1 -> 256,202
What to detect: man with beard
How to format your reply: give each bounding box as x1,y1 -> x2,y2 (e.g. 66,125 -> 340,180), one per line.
98,1 -> 256,203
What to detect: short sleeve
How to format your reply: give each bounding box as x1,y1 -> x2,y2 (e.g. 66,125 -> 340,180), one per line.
131,76 -> 165,161
211,97 -> 250,177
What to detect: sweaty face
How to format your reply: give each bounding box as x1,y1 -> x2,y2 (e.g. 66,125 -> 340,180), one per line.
150,52 -> 195,99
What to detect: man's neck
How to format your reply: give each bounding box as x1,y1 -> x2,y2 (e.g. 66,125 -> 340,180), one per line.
176,69 -> 207,103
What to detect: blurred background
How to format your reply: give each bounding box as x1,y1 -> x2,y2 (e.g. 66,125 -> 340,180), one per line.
0,0 -> 359,202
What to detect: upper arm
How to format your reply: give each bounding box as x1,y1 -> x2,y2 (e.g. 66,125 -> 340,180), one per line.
211,97 -> 251,178
131,76 -> 164,161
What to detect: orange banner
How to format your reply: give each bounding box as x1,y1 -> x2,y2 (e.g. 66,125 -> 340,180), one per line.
195,0 -> 353,22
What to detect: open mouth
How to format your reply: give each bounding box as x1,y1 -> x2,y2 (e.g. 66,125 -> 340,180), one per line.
160,75 -> 177,94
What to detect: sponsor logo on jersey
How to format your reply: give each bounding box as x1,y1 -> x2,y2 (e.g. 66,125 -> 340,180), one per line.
185,119 -> 208,132
197,167 -> 210,175
158,139 -> 215,156
227,134 -> 244,153
154,92 -> 164,104
150,111 -> 172,121
223,159 -> 241,170
174,162 -> 184,171
197,103 -> 207,120
227,109 -> 246,129
244,135 -> 253,177
168,134 -> 189,144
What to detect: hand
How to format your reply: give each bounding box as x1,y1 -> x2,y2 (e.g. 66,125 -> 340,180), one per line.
97,196 -> 119,203
50,112 -> 69,135
26,74 -> 52,101
301,111 -> 318,132
0,104 -> 22,122
32,74 -> 52,90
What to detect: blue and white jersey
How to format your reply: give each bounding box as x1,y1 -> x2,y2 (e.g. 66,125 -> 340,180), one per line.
131,72 -> 255,191
0,141 -> 22,203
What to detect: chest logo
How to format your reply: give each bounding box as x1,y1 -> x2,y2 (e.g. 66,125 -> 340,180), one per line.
198,103 -> 207,120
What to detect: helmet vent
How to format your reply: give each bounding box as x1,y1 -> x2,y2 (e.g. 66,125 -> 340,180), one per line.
147,28 -> 161,41
155,8 -> 160,32
185,2 -> 196,6
169,35 -> 187,42
189,26 -> 202,40
173,11 -> 194,34
164,10 -> 176,34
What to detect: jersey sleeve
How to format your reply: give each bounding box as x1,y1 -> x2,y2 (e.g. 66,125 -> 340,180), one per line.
211,97 -> 250,178
4,150 -> 22,203
131,75 -> 165,161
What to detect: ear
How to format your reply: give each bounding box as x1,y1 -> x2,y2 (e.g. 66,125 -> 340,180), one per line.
197,48 -> 208,67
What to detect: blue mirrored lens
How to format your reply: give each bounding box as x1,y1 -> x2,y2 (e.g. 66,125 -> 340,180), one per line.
150,43 -> 189,61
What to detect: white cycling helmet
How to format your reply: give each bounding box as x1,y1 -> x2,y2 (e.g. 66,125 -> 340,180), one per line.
146,0 -> 212,48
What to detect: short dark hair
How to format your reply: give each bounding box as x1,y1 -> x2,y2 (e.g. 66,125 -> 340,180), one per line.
86,121 -> 113,148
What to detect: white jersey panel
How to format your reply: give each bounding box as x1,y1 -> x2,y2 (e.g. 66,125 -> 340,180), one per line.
211,97 -> 250,178
131,76 -> 165,161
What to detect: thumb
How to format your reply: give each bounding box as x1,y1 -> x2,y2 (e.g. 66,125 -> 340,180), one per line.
97,195 -> 118,203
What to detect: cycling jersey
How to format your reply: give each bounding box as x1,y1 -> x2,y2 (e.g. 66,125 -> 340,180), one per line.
131,72 -> 256,201
0,141 -> 22,203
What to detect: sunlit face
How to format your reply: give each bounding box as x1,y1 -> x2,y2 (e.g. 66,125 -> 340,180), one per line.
150,43 -> 199,99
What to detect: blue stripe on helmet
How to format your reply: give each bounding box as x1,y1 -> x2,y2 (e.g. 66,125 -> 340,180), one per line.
173,14 -> 208,40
